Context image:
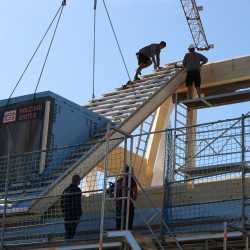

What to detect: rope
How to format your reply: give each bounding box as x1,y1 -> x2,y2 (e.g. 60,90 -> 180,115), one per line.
6,2 -> 63,106
34,2 -> 65,97
92,0 -> 97,100
102,0 -> 131,81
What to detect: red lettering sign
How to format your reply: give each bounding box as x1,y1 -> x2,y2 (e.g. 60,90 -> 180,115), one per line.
3,110 -> 17,124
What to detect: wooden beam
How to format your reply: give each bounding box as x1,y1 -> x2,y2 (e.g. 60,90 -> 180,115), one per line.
185,107 -> 197,169
169,177 -> 250,206
180,162 -> 243,177
175,80 -> 250,102
182,90 -> 250,109
146,98 -> 174,185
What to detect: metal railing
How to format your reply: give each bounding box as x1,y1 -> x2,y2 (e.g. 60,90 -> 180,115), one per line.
0,125 -> 178,249
164,114 -> 250,236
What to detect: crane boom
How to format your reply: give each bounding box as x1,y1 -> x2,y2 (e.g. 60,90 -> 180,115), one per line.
180,0 -> 213,50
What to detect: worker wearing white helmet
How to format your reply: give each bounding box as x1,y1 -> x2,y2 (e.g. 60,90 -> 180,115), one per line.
188,44 -> 195,50
183,44 -> 208,99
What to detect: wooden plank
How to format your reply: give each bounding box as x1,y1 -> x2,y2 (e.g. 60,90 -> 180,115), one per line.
170,176 -> 250,206
90,92 -> 154,113
182,90 -> 250,109
114,79 -> 163,92
89,85 -> 161,105
103,78 -> 162,97
86,70 -> 180,120
88,73 -> 172,103
99,108 -> 138,117
96,104 -> 141,112
142,67 -> 177,79
87,90 -> 156,109
88,100 -> 141,112
179,162 -> 243,177
88,92 -> 150,110
90,103 -> 139,115
104,79 -> 153,96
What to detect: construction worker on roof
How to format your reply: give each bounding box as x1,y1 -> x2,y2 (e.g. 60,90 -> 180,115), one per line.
133,41 -> 167,81
183,44 -> 208,99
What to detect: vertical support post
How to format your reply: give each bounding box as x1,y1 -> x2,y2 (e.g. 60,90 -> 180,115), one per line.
1,153 -> 10,249
125,136 -> 133,230
165,129 -> 174,217
241,114 -> 246,242
161,129 -> 172,237
129,137 -> 133,174
99,123 -> 110,250
92,0 -> 97,100
185,107 -> 197,169
39,100 -> 50,173
223,221 -> 228,250
246,236 -> 249,250
205,240 -> 209,250
124,136 -> 128,168
173,93 -> 178,178
166,129 -> 175,183
121,137 -> 128,230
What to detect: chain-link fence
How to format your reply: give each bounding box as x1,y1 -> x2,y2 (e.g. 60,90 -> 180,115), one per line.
0,125 -> 173,249
164,114 -> 250,235
0,140 -> 106,246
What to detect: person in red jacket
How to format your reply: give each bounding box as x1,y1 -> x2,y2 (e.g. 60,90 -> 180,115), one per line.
115,165 -> 138,230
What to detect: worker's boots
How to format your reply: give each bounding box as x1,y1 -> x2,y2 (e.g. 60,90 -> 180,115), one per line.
122,80 -> 134,89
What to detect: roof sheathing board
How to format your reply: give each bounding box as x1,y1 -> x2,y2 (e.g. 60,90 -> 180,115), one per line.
85,67 -> 180,123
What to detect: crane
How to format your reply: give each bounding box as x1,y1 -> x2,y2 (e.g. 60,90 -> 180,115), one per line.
180,0 -> 214,50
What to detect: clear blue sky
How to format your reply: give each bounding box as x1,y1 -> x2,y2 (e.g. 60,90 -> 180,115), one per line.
1,0 -> 250,123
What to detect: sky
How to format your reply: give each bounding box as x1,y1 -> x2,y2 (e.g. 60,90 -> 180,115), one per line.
0,0 -> 250,123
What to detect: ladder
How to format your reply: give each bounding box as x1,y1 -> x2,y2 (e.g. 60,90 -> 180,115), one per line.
173,94 -> 188,176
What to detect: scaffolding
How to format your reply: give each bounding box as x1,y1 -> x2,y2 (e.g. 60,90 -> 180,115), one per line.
98,124 -> 183,249
0,121 -> 184,249
0,113 -> 250,249
164,114 -> 250,249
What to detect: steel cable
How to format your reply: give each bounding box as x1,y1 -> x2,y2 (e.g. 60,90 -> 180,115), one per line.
92,0 -> 98,100
102,0 -> 131,81
34,2 -> 65,96
6,2 -> 63,105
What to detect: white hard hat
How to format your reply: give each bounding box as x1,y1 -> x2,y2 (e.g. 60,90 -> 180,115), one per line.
188,44 -> 195,50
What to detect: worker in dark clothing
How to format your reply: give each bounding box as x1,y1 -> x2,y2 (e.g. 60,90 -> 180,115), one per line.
183,44 -> 208,99
115,165 -> 138,230
133,41 -> 167,81
61,174 -> 82,239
